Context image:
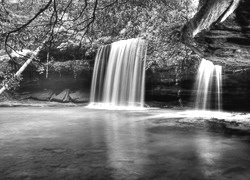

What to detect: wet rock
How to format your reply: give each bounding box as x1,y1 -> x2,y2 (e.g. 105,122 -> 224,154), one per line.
30,89 -> 54,101
69,90 -> 89,103
19,92 -> 31,100
50,89 -> 70,103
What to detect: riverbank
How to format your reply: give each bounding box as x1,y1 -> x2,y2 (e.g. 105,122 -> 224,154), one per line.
0,99 -> 88,107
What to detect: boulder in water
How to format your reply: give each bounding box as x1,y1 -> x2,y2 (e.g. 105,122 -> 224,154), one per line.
50,89 -> 70,103
30,89 -> 54,101
69,90 -> 89,103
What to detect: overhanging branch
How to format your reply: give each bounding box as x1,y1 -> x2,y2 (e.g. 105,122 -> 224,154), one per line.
4,0 -> 53,59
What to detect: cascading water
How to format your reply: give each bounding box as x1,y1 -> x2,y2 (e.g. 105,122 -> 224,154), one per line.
90,38 -> 147,108
195,59 -> 222,111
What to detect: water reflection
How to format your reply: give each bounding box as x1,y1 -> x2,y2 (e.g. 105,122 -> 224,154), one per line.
194,132 -> 223,178
0,107 -> 250,180
86,108 -> 250,179
194,131 -> 250,179
103,112 -> 148,179
195,134 -> 220,165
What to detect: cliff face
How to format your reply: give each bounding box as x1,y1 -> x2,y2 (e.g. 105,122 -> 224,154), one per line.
147,0 -> 250,110
194,0 -> 250,110
195,0 -> 250,68
145,68 -> 250,111
155,0 -> 249,110
195,0 -> 250,67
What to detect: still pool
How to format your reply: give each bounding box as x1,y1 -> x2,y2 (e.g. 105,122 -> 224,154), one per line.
0,107 -> 250,180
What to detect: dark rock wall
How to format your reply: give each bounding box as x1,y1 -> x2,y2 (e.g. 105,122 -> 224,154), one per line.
18,69 -> 92,93
145,67 -> 250,111
195,0 -> 250,67
222,69 -> 250,111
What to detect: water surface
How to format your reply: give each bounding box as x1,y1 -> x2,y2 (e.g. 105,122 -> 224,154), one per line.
0,107 -> 250,180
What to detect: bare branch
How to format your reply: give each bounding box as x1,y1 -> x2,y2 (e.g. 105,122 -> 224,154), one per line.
4,0 -> 53,59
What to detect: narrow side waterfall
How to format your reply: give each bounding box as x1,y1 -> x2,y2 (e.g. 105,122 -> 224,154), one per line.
90,38 -> 147,108
195,59 -> 222,111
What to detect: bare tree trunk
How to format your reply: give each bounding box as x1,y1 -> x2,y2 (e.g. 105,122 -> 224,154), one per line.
0,40 -> 47,95
46,52 -> 49,79
182,0 -> 240,45
181,0 -> 241,59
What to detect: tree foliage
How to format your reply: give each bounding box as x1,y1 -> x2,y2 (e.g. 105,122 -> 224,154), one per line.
1,70 -> 23,90
0,0 -> 205,84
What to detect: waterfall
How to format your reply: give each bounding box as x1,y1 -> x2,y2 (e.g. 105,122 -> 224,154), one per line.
90,38 -> 147,107
195,59 -> 222,111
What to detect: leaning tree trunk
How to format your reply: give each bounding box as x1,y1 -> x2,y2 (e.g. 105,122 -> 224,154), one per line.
0,38 -> 48,95
182,0 -> 240,54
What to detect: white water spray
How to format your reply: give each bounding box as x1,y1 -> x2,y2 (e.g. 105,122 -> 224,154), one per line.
195,59 -> 222,111
90,38 -> 147,108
